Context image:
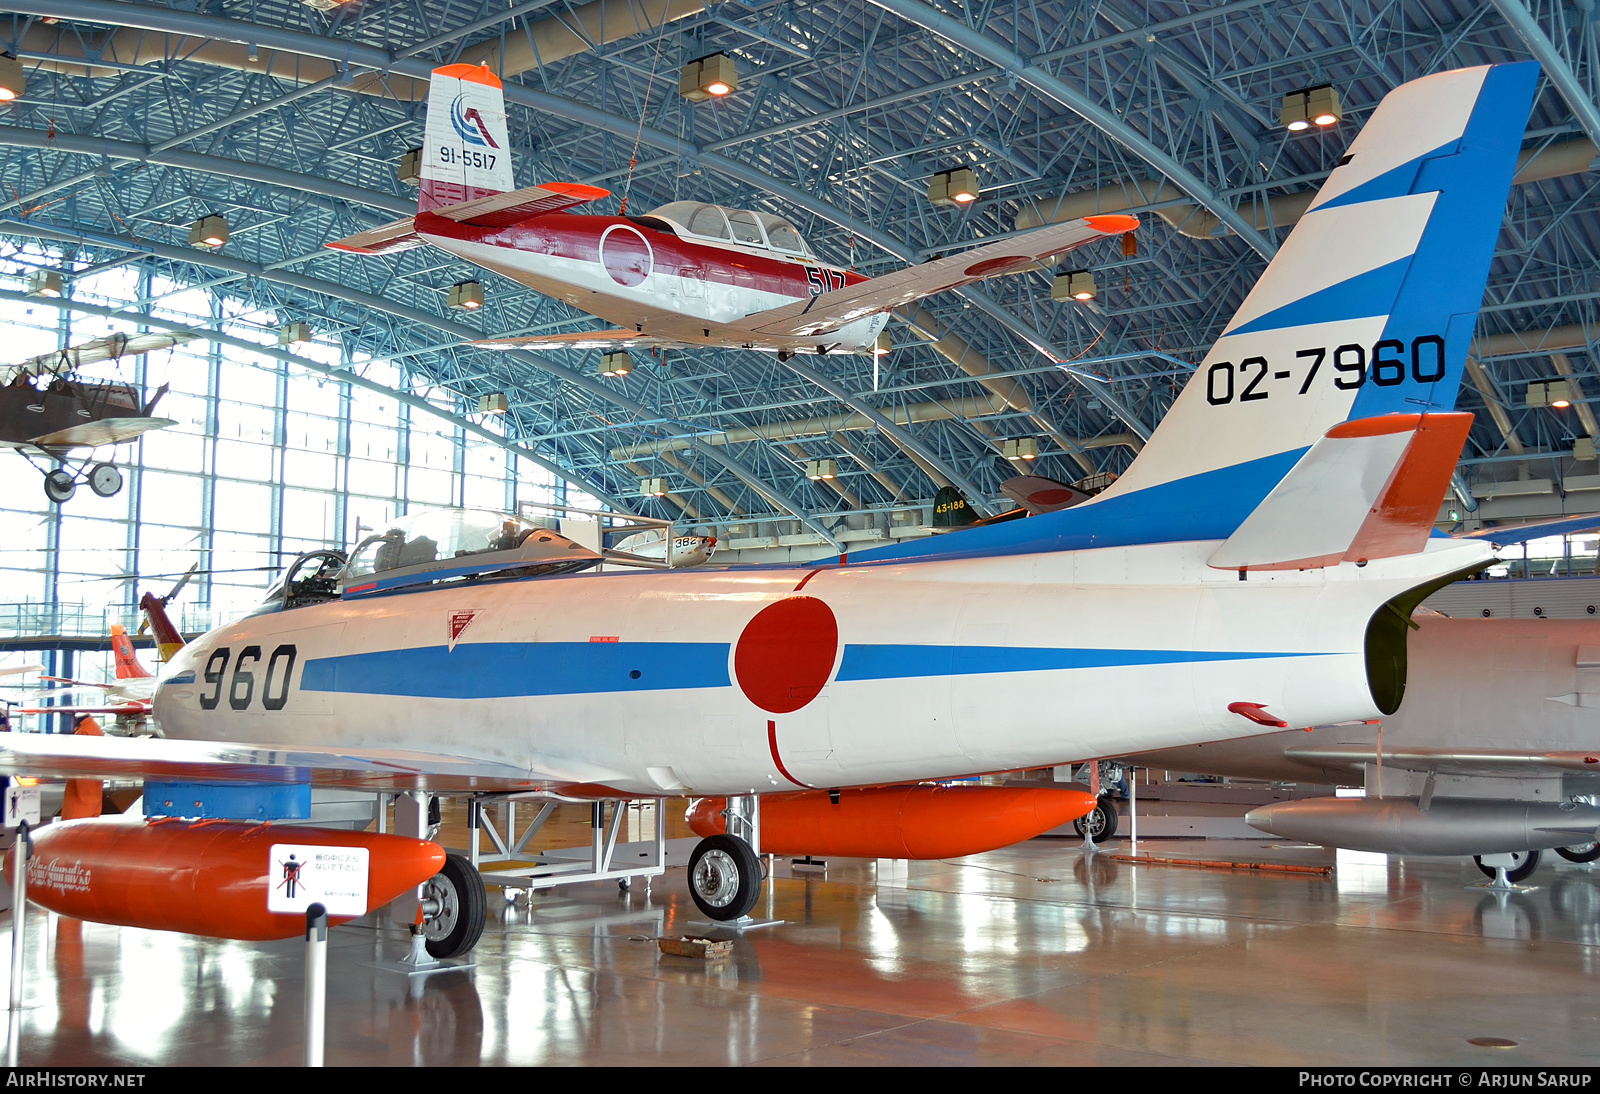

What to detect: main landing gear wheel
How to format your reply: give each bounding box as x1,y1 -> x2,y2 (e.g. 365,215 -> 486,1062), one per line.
43,469 -> 75,504
1555,842 -> 1600,863
688,833 -> 761,921
422,853 -> 488,959
1475,849 -> 1541,883
87,463 -> 123,498
1073,797 -> 1120,843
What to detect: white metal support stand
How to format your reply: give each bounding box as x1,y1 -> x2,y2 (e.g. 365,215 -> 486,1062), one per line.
6,820 -> 27,1067
470,797 -> 673,892
1130,767 -> 1138,855
303,903 -> 327,1067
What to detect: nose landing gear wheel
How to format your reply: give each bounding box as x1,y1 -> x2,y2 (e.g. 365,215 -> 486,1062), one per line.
688,834 -> 761,920
422,853 -> 488,958
1072,797 -> 1120,843
1474,849 -> 1541,883
88,463 -> 123,497
43,469 -> 75,504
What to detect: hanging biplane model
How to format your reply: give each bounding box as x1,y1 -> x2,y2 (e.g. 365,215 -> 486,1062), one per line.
327,64 -> 1137,359
0,331 -> 187,504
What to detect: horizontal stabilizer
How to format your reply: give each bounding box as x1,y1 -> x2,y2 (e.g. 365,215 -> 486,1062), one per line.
471,329 -> 674,353
1459,513 -> 1600,544
429,182 -> 611,227
734,214 -> 1136,338
326,216 -> 423,255
1208,412 -> 1473,571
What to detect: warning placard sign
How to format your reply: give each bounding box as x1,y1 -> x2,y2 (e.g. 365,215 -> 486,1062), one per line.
267,844 -> 370,916
3,782 -> 39,829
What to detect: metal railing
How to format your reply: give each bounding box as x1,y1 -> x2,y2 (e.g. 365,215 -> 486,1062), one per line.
0,601 -> 222,639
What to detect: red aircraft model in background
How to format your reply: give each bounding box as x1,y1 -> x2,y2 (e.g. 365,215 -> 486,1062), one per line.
329,63 -> 1134,359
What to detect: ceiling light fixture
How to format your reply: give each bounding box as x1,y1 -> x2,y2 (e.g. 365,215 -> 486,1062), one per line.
927,168 -> 980,207
679,53 -> 738,102
1051,270 -> 1097,302
188,215 -> 229,249
448,281 -> 485,310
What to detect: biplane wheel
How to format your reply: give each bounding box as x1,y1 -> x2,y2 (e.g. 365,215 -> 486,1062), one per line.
43,469 -> 75,504
88,463 -> 123,498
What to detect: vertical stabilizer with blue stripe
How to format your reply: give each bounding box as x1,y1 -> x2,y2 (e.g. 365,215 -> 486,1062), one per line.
844,62 -> 1537,565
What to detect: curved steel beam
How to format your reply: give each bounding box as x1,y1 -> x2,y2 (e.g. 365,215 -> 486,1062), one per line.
0,215 -> 634,412
1490,0 -> 1600,148
865,0 -> 1279,261
780,358 -> 995,515
688,440 -> 843,550
0,125 -> 413,216
0,287 -> 636,512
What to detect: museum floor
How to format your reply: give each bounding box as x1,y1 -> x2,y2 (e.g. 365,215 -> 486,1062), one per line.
6,827 -> 1599,1068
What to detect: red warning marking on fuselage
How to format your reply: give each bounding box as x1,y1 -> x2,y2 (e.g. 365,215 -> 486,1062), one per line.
589,635 -> 620,643
767,720 -> 810,788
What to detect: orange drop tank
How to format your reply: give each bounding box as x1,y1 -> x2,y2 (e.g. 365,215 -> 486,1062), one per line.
687,782 -> 1097,859
5,816 -> 444,941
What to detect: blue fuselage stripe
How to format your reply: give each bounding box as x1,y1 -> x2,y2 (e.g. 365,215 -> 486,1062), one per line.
297,642 -> 1326,699
300,642 -> 732,698
835,645 -> 1320,681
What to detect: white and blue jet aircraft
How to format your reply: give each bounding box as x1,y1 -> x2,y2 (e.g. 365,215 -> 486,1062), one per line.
0,61 -> 1543,947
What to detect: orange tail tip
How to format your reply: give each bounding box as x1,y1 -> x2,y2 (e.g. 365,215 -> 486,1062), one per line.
110,625 -> 153,680
1082,214 -> 1141,234
431,62 -> 502,88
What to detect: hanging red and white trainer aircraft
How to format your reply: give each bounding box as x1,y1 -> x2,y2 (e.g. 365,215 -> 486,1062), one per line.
327,63 -> 1137,358
0,61 -> 1544,956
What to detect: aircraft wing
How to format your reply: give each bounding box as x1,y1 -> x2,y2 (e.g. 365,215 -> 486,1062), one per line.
0,732 -> 566,793
1282,743 -> 1600,778
8,332 -> 197,380
734,214 -> 1138,338
29,416 -> 177,450
470,330 -> 676,353
17,702 -> 150,717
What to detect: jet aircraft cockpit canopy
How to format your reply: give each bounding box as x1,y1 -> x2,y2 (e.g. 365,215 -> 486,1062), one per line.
337,507 -> 599,597
642,202 -> 814,259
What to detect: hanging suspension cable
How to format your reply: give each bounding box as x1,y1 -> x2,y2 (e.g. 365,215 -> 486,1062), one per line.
619,1 -> 677,216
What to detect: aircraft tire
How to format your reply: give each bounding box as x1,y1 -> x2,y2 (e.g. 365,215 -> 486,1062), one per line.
688,833 -> 761,920
1474,849 -> 1541,883
1073,797 -> 1119,843
43,469 -> 75,504
423,853 -> 488,959
88,463 -> 123,497
1555,842 -> 1600,863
